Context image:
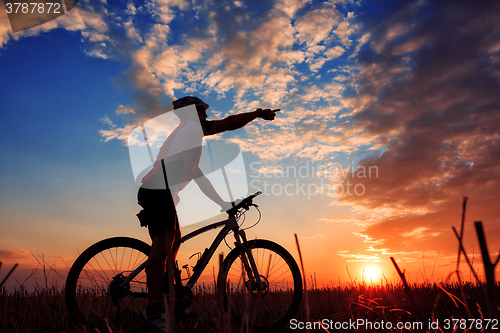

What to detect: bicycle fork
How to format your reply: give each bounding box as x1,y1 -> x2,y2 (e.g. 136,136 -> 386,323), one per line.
233,230 -> 265,292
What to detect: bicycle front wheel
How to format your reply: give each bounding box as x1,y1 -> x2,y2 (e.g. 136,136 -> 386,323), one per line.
218,239 -> 302,332
65,237 -> 150,333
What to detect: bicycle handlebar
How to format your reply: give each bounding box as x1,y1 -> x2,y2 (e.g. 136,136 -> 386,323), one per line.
226,191 -> 262,216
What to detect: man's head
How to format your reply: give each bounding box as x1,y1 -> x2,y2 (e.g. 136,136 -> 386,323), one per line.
173,96 -> 209,121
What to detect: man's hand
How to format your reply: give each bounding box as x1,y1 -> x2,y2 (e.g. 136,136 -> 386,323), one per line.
258,108 -> 280,121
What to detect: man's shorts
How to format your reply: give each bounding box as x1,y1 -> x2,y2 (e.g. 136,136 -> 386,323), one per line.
137,187 -> 179,239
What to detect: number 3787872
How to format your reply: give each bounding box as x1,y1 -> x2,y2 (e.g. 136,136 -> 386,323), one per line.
5,2 -> 62,14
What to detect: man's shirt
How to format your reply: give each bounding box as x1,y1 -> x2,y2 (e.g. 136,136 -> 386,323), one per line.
141,119 -> 214,200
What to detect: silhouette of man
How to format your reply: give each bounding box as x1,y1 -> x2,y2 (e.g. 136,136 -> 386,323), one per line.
137,96 -> 278,329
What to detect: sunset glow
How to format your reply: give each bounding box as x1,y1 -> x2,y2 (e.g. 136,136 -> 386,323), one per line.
362,265 -> 382,284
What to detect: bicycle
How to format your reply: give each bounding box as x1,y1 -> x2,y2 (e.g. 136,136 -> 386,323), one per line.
65,191 -> 303,332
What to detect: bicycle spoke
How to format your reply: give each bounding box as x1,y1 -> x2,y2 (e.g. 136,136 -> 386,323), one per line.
66,238 -> 150,333
220,240 -> 302,329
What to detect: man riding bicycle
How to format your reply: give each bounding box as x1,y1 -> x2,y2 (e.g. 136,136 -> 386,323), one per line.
137,96 -> 278,330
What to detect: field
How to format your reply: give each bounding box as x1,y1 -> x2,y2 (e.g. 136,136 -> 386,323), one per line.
1,215 -> 498,332
1,279 -> 499,333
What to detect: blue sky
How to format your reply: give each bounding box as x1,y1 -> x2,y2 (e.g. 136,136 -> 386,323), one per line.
1,0 -> 499,288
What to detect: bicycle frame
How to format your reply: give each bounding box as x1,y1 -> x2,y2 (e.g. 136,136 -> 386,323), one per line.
119,213 -> 264,296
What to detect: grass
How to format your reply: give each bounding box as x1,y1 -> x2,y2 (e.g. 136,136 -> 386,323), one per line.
303,282 -> 499,331
1,286 -> 68,333
1,280 -> 499,333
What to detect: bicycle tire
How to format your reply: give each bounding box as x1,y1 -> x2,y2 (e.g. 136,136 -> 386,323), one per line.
65,237 -> 151,333
217,239 -> 302,332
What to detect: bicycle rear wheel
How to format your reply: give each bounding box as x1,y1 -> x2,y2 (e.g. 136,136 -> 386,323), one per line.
65,237 -> 150,333
218,239 -> 302,332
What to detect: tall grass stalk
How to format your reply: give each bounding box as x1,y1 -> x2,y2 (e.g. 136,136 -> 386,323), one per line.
294,233 -> 309,333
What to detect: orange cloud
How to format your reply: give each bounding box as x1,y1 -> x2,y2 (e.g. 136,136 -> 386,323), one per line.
324,1 -> 500,268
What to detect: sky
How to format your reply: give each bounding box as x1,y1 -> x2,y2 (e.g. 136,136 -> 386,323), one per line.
1,0 -> 499,290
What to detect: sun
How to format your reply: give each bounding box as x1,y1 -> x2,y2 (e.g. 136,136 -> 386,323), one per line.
363,265 -> 382,282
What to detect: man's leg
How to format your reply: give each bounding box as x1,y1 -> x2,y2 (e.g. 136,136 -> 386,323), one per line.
146,229 -> 175,302
138,187 -> 179,331
143,229 -> 175,332
172,221 -> 181,258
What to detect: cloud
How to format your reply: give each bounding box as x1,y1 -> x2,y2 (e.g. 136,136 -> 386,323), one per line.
304,233 -> 326,239
337,250 -> 383,263
99,121 -> 138,142
97,0 -> 362,157
275,0 -> 309,18
0,3 -> 12,48
116,105 -> 136,115
320,215 -> 376,226
0,249 -> 36,265
333,0 -> 500,261
1,0 -> 182,143
0,249 -> 31,260
2,0 -> 358,149
100,0 -> 302,140
295,7 -> 341,47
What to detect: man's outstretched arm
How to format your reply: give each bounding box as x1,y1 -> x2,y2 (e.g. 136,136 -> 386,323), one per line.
206,108 -> 279,135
